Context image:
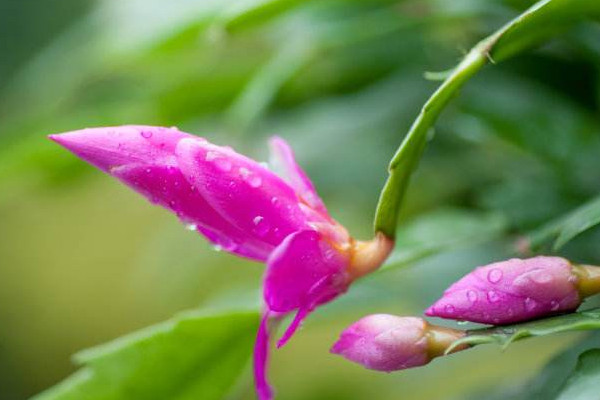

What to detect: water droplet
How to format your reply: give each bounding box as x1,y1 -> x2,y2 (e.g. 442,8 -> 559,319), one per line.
467,290 -> 478,303
524,297 -> 537,312
531,271 -> 553,284
185,224 -> 197,231
444,305 -> 456,315
239,167 -> 250,178
248,175 -> 262,188
488,268 -> 503,284
213,244 -> 223,252
214,158 -> 232,172
141,130 -> 153,139
205,151 -> 219,162
253,216 -> 270,237
271,197 -> 279,205
550,300 -> 560,311
146,168 -> 152,174
487,290 -> 500,303
457,320 -> 468,326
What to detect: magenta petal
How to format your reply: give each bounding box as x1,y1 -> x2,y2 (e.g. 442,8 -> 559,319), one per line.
49,126 -> 187,173
264,230 -> 349,345
254,312 -> 274,400
112,164 -> 272,260
425,256 -> 580,324
176,138 -> 310,247
269,137 -> 329,217
331,315 -> 429,372
50,126 -> 272,261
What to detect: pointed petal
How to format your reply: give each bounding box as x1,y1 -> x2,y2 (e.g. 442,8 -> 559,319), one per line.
254,312 -> 274,400
49,126 -> 187,173
264,230 -> 349,345
269,137 -> 329,217
176,138 -> 311,247
50,126 -> 272,261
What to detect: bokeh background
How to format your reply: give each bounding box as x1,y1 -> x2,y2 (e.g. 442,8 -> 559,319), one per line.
1,0 -> 600,399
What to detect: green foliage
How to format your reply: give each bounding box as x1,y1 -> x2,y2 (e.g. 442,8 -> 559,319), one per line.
448,308 -> 600,352
373,0 -> 600,238
556,349 -> 600,400
528,194 -> 600,251
32,311 -> 259,400
554,349 -> 600,400
382,208 -> 507,271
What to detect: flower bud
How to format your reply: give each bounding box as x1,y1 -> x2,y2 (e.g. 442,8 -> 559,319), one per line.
331,314 -> 466,372
426,256 -> 600,325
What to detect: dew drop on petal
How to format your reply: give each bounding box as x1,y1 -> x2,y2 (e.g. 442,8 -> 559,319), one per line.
253,216 -> 270,237
248,175 -> 262,188
487,290 -> 500,303
141,130 -> 153,139
444,305 -> 456,315
550,300 -> 560,311
488,268 -> 503,284
214,158 -> 232,172
213,244 -> 223,252
524,297 -> 537,312
205,151 -> 219,162
271,197 -> 279,205
531,271 -> 553,284
185,224 -> 197,231
467,290 -> 478,303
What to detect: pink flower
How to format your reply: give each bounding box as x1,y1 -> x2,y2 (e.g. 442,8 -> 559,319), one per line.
331,314 -> 465,371
50,125 -> 394,400
425,256 -> 584,325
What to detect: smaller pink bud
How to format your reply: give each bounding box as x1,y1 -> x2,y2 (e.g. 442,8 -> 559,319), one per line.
331,314 -> 466,372
426,256 -> 600,325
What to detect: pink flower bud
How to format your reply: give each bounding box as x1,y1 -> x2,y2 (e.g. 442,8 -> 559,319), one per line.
50,125 -> 394,400
426,256 -> 584,324
331,314 -> 465,372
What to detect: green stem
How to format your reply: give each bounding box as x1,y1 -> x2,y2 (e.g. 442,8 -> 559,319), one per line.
372,0 -> 593,238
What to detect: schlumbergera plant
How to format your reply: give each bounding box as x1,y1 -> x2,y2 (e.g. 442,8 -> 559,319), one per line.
41,0 -> 600,399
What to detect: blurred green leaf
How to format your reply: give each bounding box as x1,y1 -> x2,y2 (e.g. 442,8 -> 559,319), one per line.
373,0 -> 600,238
526,194 -> 600,251
381,208 -> 507,271
448,308 -> 600,352
555,349 -> 600,400
32,310 -> 259,400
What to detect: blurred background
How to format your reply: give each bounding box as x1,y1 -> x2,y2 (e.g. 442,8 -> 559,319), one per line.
1,0 -> 600,399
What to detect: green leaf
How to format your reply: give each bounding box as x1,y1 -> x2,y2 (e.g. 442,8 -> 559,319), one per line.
215,0 -> 309,33
32,310 -> 259,400
381,208 -> 507,271
526,194 -> 600,251
373,0 -> 600,238
555,349 -> 600,400
447,308 -> 600,353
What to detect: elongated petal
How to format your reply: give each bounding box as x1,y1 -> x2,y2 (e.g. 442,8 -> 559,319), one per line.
176,138 -> 314,247
264,229 -> 350,346
425,256 -> 580,324
269,137 -> 329,217
50,126 -> 273,260
253,313 -> 274,400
